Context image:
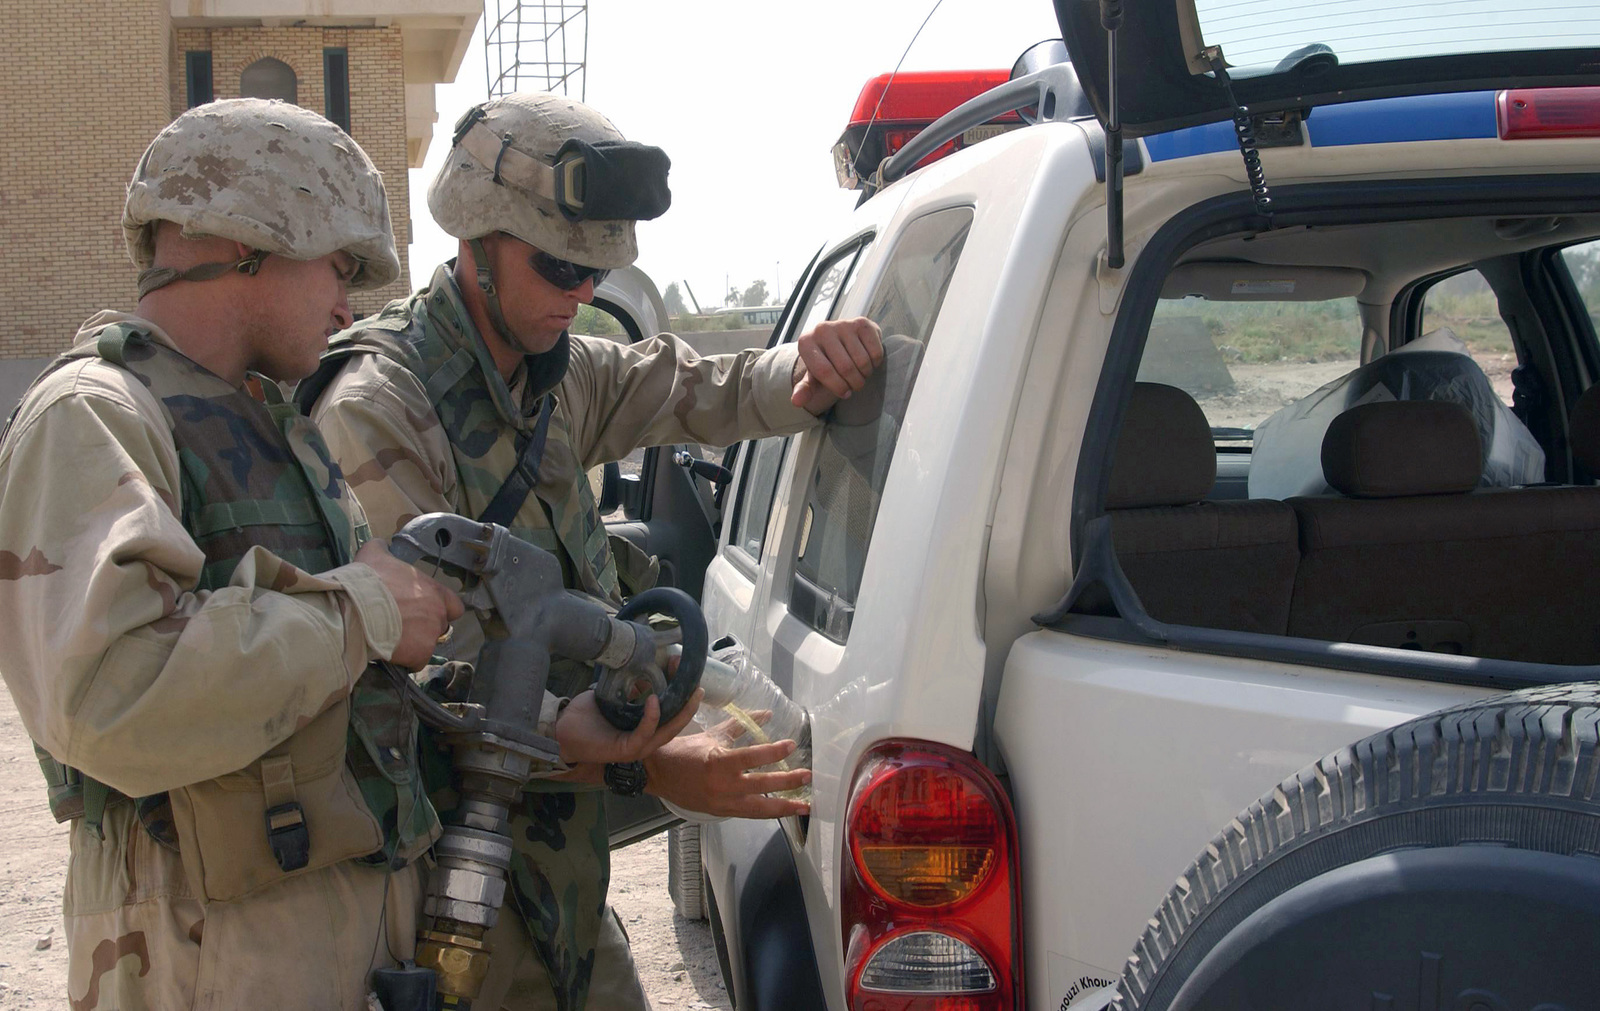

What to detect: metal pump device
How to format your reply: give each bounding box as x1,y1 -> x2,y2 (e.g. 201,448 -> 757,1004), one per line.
371,512 -> 706,1011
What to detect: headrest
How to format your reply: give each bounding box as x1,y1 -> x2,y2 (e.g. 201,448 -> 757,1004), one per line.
1107,383 -> 1216,508
1570,384 -> 1600,477
1321,401 -> 1482,498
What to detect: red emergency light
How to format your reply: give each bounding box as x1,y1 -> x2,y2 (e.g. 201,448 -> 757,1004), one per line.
1497,87 -> 1600,140
834,70 -> 1021,189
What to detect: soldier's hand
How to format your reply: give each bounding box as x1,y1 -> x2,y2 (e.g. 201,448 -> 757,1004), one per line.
791,317 -> 884,415
644,732 -> 811,818
555,687 -> 704,765
355,540 -> 464,669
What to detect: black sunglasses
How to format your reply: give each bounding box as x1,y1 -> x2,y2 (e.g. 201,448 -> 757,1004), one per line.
531,250 -> 609,291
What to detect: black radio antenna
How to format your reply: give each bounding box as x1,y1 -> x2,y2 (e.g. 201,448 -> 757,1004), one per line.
857,0 -> 949,187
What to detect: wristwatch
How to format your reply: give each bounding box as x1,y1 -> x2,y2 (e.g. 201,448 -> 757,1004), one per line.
604,760 -> 649,797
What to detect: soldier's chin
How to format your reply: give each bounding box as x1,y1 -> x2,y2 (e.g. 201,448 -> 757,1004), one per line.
512,327 -> 565,356
260,350 -> 323,386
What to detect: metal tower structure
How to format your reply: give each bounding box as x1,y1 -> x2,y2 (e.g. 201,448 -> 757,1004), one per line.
483,0 -> 589,101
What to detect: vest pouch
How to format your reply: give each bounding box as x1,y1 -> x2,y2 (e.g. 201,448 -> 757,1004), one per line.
168,698 -> 384,903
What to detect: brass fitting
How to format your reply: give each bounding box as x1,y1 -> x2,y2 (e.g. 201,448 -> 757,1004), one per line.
416,927 -> 492,1002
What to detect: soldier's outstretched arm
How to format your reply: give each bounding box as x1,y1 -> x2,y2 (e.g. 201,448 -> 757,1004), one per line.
563,332 -> 824,468
0,374 -> 412,799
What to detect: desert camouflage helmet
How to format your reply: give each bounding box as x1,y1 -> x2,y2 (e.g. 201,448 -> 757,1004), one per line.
429,93 -> 652,270
123,98 -> 400,293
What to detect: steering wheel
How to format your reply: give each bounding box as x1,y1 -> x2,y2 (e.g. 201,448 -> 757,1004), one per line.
592,586 -> 707,731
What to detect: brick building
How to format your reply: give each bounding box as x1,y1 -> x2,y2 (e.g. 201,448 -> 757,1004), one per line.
0,0 -> 479,408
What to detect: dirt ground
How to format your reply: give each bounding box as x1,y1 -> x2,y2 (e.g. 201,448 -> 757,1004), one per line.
0,685 -> 728,1010
1194,351 -> 1517,432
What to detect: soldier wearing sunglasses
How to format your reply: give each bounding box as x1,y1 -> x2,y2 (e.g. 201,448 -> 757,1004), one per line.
300,92 -> 882,1011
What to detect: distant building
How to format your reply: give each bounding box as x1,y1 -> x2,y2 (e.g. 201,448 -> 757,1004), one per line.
0,0 -> 478,406
715,305 -> 786,326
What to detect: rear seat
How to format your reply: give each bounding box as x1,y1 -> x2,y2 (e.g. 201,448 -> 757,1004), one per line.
1107,383 -> 1300,634
1569,383 -> 1600,479
1287,400 -> 1600,664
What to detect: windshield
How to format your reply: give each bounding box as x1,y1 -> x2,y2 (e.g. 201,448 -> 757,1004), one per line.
1194,0 -> 1600,73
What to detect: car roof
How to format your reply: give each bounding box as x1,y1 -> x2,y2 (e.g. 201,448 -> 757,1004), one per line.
1055,0 -> 1600,136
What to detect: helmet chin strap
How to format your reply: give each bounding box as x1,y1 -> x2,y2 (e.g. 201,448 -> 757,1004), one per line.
467,236 -> 534,354
137,249 -> 270,299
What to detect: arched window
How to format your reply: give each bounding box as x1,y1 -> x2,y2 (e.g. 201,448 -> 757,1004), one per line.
240,58 -> 296,104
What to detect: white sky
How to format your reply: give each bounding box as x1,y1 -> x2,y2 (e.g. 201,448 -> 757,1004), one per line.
406,0 -> 1064,307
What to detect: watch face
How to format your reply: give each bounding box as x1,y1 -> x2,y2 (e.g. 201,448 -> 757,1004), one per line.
605,760 -> 648,796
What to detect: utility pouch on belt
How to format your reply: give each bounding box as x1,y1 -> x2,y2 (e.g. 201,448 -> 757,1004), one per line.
168,699 -> 384,902
35,745 -> 114,837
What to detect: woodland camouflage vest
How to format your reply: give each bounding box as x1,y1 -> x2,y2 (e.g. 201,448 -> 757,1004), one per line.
298,273 -> 625,1011
303,273 -> 622,605
27,325 -> 437,884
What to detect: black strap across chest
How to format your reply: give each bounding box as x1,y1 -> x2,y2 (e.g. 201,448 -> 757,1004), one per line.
477,395 -> 555,527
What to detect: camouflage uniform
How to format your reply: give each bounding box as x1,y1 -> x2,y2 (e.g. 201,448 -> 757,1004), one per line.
307,263 -> 819,1010
0,316 -> 434,1010
0,100 -> 439,1010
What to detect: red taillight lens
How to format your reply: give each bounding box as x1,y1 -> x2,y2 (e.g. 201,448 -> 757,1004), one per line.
1498,87 -> 1600,139
842,742 -> 1022,1011
852,763 -> 1001,906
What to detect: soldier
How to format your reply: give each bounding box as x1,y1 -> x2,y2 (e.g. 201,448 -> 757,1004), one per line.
0,98 -> 693,1011
301,93 -> 883,1010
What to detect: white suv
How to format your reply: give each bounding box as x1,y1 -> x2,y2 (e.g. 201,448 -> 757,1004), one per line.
606,6 -> 1600,1009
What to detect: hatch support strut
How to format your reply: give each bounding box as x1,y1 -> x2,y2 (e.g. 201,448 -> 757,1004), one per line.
1101,0 -> 1126,268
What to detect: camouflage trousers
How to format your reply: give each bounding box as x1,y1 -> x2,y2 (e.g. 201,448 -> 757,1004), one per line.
478,903 -> 650,1011
63,802 -> 425,1011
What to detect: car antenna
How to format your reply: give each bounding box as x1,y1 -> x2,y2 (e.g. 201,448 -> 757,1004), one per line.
857,0 -> 949,195
1101,0 -> 1126,269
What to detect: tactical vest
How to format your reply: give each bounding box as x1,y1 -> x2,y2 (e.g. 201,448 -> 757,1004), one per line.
297,276 -> 631,609
298,275 -> 642,1011
27,324 -> 439,901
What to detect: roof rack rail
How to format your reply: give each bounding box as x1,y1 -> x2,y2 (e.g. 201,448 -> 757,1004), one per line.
873,63 -> 1090,191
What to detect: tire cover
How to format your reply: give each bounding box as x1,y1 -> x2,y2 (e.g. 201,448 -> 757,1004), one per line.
1115,683 -> 1600,1010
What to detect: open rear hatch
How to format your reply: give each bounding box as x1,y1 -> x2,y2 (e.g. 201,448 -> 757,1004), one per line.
1055,0 -> 1600,137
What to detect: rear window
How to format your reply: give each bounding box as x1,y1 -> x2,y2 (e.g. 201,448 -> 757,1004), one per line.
1194,1 -> 1600,71
1138,296 -> 1362,442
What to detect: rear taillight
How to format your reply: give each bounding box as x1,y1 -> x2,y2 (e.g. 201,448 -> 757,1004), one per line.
1498,87 -> 1600,139
842,741 -> 1022,1011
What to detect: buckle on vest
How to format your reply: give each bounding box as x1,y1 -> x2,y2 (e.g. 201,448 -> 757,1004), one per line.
264,801 -> 310,872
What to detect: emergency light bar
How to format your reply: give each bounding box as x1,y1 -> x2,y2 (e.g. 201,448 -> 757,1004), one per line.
1498,87 -> 1600,140
833,70 -> 1021,189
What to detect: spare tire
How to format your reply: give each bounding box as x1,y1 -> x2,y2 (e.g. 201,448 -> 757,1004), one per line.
1114,684 -> 1600,1011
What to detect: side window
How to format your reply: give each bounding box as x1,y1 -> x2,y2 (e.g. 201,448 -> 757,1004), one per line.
789,207 -> 974,641
1420,269 -> 1516,407
723,241 -> 869,562
1561,238 -> 1600,334
790,245 -> 867,340
731,436 -> 788,560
